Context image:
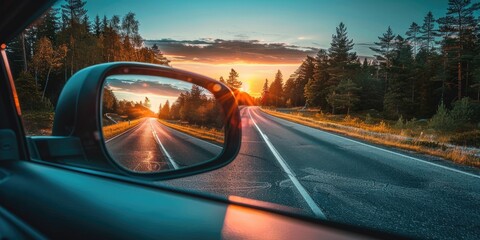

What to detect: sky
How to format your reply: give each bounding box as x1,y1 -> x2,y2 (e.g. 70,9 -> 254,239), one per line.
82,0 -> 450,97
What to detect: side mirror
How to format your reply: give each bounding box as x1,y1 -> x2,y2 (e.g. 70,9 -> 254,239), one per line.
47,62 -> 241,180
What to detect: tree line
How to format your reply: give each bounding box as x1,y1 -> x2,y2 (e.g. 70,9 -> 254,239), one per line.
261,0 -> 480,125
103,89 -> 155,120
158,85 -> 224,128
7,0 -> 170,111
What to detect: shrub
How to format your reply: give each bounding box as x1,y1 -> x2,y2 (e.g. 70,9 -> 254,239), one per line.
405,117 -> 417,129
414,140 -> 441,148
15,71 -> 53,112
450,97 -> 473,128
373,121 -> 388,132
394,115 -> 404,129
364,113 -> 374,124
449,131 -> 480,148
428,101 -> 455,131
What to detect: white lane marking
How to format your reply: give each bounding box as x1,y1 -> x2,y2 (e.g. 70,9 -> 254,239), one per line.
150,121 -> 180,170
105,120 -> 143,144
247,108 -> 327,219
255,108 -> 480,180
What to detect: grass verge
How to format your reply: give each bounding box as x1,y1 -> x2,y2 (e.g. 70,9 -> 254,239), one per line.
22,111 -> 54,136
102,118 -> 144,140
261,108 -> 480,168
158,119 -> 224,145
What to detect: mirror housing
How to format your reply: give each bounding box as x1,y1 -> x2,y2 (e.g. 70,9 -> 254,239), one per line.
50,62 -> 241,180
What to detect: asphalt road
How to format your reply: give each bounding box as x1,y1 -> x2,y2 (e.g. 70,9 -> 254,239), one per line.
105,118 -> 221,172
162,106 -> 480,239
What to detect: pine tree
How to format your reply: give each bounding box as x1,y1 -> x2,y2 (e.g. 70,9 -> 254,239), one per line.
406,22 -> 420,55
158,103 -> 162,118
292,56 -> 315,107
144,97 -> 151,109
328,22 -> 357,86
226,68 -> 242,89
357,58 -> 383,111
219,76 -> 225,84
384,35 -> 415,117
268,70 -> 284,107
305,49 -> 329,108
261,79 -> 269,106
150,44 -> 170,65
370,26 -> 395,93
438,0 -> 480,100
82,15 -> 91,33
60,0 -> 88,75
159,100 -> 170,119
94,15 -> 102,37
420,11 -> 438,52
326,79 -> 361,115
14,72 -> 52,111
37,8 -> 59,44
61,0 -> 87,27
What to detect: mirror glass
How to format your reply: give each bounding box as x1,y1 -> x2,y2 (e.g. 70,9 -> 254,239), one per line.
101,74 -> 225,173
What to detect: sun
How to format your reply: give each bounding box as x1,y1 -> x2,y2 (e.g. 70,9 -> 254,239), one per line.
240,82 -> 250,93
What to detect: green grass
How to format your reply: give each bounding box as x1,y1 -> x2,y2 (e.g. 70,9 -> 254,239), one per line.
22,111 -> 54,136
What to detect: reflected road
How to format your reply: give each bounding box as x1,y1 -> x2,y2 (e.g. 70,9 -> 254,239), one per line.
105,118 -> 221,172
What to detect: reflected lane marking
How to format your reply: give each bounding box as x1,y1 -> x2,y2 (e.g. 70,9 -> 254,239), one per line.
150,120 -> 180,170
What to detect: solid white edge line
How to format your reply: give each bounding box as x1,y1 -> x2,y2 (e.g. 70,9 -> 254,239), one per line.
257,108 -> 480,180
150,121 -> 180,170
247,108 -> 327,219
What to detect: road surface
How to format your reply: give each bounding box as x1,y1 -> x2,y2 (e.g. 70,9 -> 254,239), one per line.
163,106 -> 480,239
106,107 -> 480,239
105,118 -> 221,172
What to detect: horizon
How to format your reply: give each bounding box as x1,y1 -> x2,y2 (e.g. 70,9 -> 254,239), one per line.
75,0 -> 452,97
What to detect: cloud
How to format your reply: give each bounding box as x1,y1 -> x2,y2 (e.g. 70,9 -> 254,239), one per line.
105,79 -> 189,97
356,42 -> 376,47
145,38 -> 319,64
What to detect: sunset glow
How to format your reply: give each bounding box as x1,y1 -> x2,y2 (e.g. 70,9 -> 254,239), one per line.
169,61 -> 301,97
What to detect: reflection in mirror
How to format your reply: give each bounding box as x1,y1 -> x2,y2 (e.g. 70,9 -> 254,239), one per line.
101,74 -> 225,173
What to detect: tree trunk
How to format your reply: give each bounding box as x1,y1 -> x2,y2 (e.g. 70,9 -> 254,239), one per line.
477,86 -> 479,101
21,32 -> 28,72
34,67 -> 38,87
466,63 -> 469,98
458,58 -> 462,100
42,67 -> 52,100
412,84 -> 415,102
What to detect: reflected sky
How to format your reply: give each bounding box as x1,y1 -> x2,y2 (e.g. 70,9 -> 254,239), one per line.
105,74 -> 209,112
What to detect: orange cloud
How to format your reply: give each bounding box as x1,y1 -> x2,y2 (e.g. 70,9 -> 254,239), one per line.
146,39 -> 318,65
